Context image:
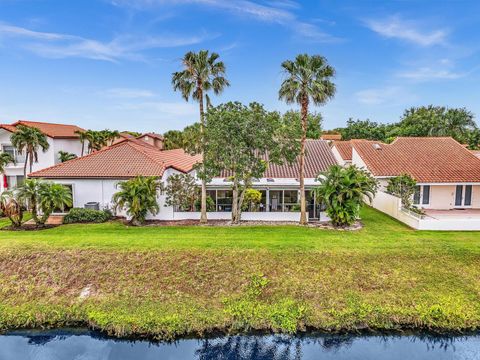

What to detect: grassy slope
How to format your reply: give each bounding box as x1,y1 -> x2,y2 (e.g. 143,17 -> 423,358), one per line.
0,207 -> 479,339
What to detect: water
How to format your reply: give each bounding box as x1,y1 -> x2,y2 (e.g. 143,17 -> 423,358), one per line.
1,329 -> 480,360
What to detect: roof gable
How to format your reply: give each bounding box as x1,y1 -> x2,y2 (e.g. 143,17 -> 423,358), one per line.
1,120 -> 84,139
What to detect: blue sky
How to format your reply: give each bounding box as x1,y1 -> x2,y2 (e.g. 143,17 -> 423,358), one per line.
0,0 -> 479,132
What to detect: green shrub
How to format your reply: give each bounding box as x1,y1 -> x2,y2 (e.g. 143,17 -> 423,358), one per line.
64,208 -> 112,224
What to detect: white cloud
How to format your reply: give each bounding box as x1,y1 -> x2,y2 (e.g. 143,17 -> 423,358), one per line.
102,88 -> 156,98
365,15 -> 448,46
355,86 -> 414,105
397,67 -> 464,81
0,22 -> 211,62
110,0 -> 339,42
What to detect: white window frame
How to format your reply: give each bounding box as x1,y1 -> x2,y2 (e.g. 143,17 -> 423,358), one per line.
413,185 -> 430,207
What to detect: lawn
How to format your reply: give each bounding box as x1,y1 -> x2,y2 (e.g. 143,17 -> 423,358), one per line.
0,207 -> 480,339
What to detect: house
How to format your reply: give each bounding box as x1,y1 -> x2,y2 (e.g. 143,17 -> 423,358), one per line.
28,139 -> 337,221
320,133 -> 342,142
0,120 -> 85,191
348,137 -> 480,230
136,133 -> 164,149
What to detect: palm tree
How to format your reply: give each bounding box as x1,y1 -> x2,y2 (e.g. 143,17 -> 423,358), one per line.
172,50 -> 230,223
0,152 -> 14,173
279,54 -> 336,225
38,183 -> 72,225
75,130 -> 88,156
0,190 -> 23,228
58,151 -> 77,163
17,178 -> 44,225
10,125 -> 50,177
314,165 -> 378,227
113,176 -> 161,226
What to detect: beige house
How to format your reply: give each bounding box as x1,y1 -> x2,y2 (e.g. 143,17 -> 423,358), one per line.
333,137 -> 480,229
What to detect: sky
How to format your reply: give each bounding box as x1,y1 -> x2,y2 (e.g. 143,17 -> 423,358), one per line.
0,0 -> 479,133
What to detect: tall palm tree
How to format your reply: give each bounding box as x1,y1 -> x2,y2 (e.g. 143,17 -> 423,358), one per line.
172,50 -> 230,223
0,152 -> 14,173
279,54 -> 336,225
75,130 -> 88,156
10,125 -> 50,177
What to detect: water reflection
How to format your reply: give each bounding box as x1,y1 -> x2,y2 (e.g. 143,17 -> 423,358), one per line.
0,329 -> 479,360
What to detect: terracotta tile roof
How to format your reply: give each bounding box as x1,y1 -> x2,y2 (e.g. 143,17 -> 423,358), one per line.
321,133 -> 342,141
138,132 -> 164,140
470,150 -> 480,159
352,137 -> 480,183
0,120 -> 84,138
220,140 -> 338,179
29,139 -> 201,179
332,141 -> 353,161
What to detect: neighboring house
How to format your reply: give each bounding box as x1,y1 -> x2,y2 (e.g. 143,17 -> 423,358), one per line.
0,120 -> 85,191
136,133 -> 164,149
320,133 -> 342,142
28,139 -> 338,221
348,137 -> 480,230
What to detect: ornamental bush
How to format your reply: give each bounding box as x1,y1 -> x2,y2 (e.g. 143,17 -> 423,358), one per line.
64,208 -> 112,224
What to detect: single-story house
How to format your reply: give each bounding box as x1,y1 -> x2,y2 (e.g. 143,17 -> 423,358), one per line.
28,138 -> 337,222
335,137 -> 480,230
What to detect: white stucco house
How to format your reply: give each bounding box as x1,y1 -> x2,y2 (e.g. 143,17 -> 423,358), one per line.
333,137 -> 480,230
28,138 -> 337,222
0,120 -> 85,192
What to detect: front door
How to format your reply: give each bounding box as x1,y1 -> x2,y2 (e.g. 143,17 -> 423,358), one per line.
306,191 -> 316,220
455,185 -> 472,207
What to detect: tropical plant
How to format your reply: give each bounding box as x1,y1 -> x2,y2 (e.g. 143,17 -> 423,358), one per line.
172,50 -> 230,223
163,130 -> 185,150
58,151 -> 77,163
37,183 -> 73,225
314,165 -> 378,227
163,173 -> 199,211
241,189 -> 262,212
0,152 -> 14,173
17,178 -> 43,225
0,190 -> 23,228
467,129 -> 480,150
339,118 -> 394,142
282,111 -> 323,139
279,54 -> 336,224
63,208 -> 112,224
10,125 -> 49,177
113,176 -> 161,226
386,174 -> 417,209
75,130 -> 88,156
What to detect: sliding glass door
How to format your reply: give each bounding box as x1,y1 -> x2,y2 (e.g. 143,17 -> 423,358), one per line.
455,185 -> 472,207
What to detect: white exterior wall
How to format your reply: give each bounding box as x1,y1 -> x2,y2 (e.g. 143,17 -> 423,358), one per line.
330,146 -> 346,166
53,139 -> 84,164
172,211 -> 301,222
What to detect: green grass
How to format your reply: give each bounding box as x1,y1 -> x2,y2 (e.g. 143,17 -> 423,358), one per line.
1,207 -> 480,339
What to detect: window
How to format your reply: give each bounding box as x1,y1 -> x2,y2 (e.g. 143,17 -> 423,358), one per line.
465,185 -> 472,206
216,190 -> 232,212
413,186 -> 421,205
283,190 -> 299,212
269,190 -> 283,212
422,185 -> 430,205
2,145 -> 25,163
413,185 -> 430,206
456,185 -> 472,207
6,175 -> 24,189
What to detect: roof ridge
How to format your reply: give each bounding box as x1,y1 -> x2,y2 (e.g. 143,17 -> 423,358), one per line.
14,120 -> 82,127
124,141 -> 168,171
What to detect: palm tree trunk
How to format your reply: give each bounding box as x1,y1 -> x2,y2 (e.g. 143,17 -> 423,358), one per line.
29,151 -> 33,175
198,85 -> 208,224
299,96 -> 308,225
23,152 -> 29,178
81,142 -> 84,156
